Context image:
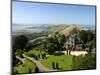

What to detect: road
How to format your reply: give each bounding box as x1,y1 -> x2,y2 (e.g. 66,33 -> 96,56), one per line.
28,36 -> 47,43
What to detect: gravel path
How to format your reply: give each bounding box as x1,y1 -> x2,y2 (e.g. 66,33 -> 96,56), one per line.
22,54 -> 58,72
16,56 -> 26,63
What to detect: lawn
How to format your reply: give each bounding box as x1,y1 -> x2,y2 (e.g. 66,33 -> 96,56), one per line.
41,55 -> 73,70
14,60 -> 36,74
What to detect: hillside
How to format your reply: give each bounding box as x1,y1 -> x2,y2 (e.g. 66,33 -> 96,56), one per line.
48,25 -> 87,37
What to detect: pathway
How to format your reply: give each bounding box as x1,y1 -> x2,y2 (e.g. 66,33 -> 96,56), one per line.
22,54 -> 58,72
16,56 -> 26,63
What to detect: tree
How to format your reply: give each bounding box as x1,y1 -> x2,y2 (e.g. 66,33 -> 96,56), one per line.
52,62 -> 55,69
46,42 -> 55,54
56,63 -> 59,69
14,70 -> 18,74
13,35 -> 28,52
58,34 -> 66,48
79,30 -> 94,44
79,30 -> 88,44
45,34 -> 66,54
87,30 -> 94,42
35,67 -> 39,73
88,40 -> 96,54
29,68 -> 32,73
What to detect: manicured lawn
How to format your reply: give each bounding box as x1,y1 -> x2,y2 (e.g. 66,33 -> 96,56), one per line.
41,55 -> 73,70
14,60 -> 36,74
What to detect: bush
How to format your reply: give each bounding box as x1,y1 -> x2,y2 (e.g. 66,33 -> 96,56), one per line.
72,54 -> 96,70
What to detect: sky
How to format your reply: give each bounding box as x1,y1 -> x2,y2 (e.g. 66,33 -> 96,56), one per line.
12,1 -> 96,25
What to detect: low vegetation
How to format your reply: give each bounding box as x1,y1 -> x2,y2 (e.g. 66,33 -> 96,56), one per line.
72,54 -> 96,70
13,60 -> 36,74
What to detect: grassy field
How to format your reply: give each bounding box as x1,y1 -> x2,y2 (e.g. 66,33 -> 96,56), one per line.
24,50 -> 73,71
41,55 -> 73,70
14,60 -> 36,74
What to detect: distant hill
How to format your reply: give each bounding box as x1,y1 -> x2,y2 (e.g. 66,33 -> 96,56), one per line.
48,25 -> 88,37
